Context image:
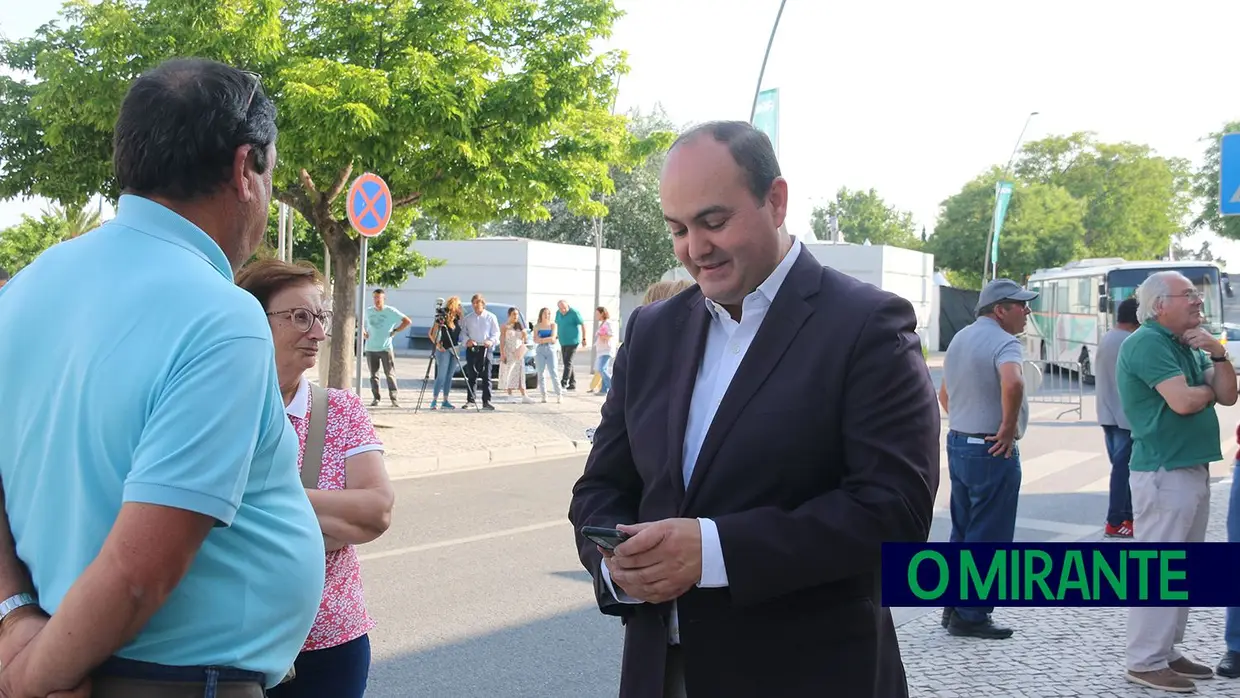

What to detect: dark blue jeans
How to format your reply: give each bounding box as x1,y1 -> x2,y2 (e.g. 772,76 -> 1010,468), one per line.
1226,466 -> 1240,653
267,634 -> 371,698
947,430 -> 1022,623
1101,425 -> 1134,526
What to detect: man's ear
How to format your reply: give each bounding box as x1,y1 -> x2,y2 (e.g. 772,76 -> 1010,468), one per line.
230,144 -> 258,202
767,177 -> 789,228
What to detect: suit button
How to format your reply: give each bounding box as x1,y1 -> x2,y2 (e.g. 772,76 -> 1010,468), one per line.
731,344 -> 740,354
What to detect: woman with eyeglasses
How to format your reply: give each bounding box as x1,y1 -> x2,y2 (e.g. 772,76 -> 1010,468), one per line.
236,258 -> 395,698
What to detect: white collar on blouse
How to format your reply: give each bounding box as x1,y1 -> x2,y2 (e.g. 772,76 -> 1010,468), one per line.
285,376 -> 310,419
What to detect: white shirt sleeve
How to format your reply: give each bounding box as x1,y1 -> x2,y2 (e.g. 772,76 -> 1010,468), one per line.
486,313 -> 500,345
599,558 -> 644,604
697,517 -> 729,588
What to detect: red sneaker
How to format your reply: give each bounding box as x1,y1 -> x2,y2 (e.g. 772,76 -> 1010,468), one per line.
1105,521 -> 1133,538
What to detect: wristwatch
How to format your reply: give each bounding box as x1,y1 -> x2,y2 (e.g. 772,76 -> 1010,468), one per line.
0,592 -> 37,627
1212,352 -> 1231,363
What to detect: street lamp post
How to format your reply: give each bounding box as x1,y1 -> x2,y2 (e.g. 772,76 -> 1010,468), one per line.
591,79 -> 621,385
983,111 -> 1039,281
750,0 -> 789,123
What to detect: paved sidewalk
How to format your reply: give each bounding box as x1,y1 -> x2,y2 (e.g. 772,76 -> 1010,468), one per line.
364,354 -> 943,478
898,477 -> 1240,697
367,391 -> 603,477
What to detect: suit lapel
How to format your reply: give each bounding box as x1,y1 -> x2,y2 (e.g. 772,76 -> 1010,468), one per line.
666,292 -> 710,507
680,248 -> 821,514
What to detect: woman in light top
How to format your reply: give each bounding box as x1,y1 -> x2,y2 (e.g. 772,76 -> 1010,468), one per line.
236,258 -> 395,698
592,306 -> 617,395
532,307 -> 563,403
499,306 -> 532,402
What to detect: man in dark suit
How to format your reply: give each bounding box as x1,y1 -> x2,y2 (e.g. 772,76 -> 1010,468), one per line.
567,121 -> 941,697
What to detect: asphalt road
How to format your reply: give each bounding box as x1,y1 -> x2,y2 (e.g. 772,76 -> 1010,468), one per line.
354,384 -> 1240,697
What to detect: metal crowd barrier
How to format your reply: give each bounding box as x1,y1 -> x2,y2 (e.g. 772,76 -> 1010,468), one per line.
1022,359 -> 1084,420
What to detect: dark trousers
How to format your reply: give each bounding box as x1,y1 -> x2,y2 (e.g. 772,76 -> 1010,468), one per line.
946,430 -> 1022,623
560,344 -> 577,388
1226,465 -> 1240,652
267,635 -> 371,698
464,346 -> 492,404
91,656 -> 265,698
1102,425 -> 1134,526
366,350 -> 396,400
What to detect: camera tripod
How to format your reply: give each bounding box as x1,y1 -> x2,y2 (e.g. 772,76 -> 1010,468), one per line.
413,323 -> 479,413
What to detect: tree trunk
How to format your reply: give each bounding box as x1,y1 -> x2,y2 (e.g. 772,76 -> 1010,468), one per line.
327,231 -> 361,390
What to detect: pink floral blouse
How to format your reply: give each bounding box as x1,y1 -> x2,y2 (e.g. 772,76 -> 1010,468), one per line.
286,378 -> 385,652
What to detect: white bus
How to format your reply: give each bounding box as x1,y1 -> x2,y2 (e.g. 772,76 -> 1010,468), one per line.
1023,258 -> 1225,383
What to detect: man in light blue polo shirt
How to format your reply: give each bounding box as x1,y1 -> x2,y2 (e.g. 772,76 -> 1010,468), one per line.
0,58 -> 323,697
363,288 -> 411,407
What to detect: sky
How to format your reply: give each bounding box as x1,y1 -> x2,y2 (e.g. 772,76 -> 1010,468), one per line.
2,0 -> 1238,267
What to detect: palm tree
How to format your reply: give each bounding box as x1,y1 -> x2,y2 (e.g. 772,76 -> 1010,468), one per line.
41,202 -> 102,239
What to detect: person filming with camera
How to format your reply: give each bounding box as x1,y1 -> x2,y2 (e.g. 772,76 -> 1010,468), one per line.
460,293 -> 500,410
427,296 -> 465,410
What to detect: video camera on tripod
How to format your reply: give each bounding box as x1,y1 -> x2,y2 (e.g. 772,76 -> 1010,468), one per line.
415,297 -> 478,412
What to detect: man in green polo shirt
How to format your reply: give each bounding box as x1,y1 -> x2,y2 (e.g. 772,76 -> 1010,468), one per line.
1117,270 -> 1237,693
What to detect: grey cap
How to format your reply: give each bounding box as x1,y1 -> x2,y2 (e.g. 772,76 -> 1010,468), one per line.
976,278 -> 1038,312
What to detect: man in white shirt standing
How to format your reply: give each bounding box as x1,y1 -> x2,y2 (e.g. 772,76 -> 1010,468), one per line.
568,121 -> 938,697
1094,296 -> 1139,538
459,293 -> 499,411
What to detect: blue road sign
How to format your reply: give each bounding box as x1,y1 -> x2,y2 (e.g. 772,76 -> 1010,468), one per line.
1222,133 -> 1240,217
346,173 -> 392,237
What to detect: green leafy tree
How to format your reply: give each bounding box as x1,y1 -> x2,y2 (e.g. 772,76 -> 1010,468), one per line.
488,107 -> 678,293
926,170 -> 1087,286
1015,132 -> 1192,259
0,201 -> 102,273
1189,120 -> 1240,241
0,0 -> 649,387
809,187 -> 920,249
929,133 -> 1191,287
0,213 -> 65,275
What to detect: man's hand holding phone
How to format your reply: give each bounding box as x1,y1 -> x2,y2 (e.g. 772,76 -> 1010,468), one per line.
588,520 -> 702,604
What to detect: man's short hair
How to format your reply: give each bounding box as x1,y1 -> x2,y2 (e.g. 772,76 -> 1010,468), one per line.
472,293 -> 485,304
1117,297 -> 1139,325
373,288 -> 385,295
113,58 -> 277,201
669,121 -> 781,203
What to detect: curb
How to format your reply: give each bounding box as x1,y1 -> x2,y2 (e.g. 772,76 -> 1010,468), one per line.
387,438 -> 591,479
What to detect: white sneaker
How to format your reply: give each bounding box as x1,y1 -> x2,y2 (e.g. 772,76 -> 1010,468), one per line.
556,395 -> 563,404
541,394 -> 547,403
522,396 -> 534,404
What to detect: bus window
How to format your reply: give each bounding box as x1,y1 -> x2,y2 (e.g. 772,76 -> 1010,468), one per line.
1053,280 -> 1069,313
1106,266 -> 1223,330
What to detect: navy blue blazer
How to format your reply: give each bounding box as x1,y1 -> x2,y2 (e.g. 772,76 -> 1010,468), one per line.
569,246 -> 940,697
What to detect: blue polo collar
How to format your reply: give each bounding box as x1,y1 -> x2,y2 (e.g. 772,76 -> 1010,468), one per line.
110,194 -> 234,280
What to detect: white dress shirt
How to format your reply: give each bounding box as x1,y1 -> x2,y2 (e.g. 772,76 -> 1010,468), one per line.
599,237 -> 803,644
460,310 -> 500,347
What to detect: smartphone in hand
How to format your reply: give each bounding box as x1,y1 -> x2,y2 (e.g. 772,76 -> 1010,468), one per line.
581,525 -> 630,552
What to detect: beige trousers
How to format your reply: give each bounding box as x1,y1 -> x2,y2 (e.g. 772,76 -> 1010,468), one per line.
1126,465 -> 1210,672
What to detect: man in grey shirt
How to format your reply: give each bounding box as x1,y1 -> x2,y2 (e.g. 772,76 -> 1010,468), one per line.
937,278 -> 1035,639
1094,297 -> 1138,539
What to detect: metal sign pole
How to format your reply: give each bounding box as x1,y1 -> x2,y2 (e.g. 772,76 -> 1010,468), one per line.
277,204 -> 287,261
344,171 -> 391,397
355,237 -> 368,397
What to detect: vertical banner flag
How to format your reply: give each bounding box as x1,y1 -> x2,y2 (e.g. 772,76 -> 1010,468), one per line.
990,181 -> 1014,265
752,88 -> 780,157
